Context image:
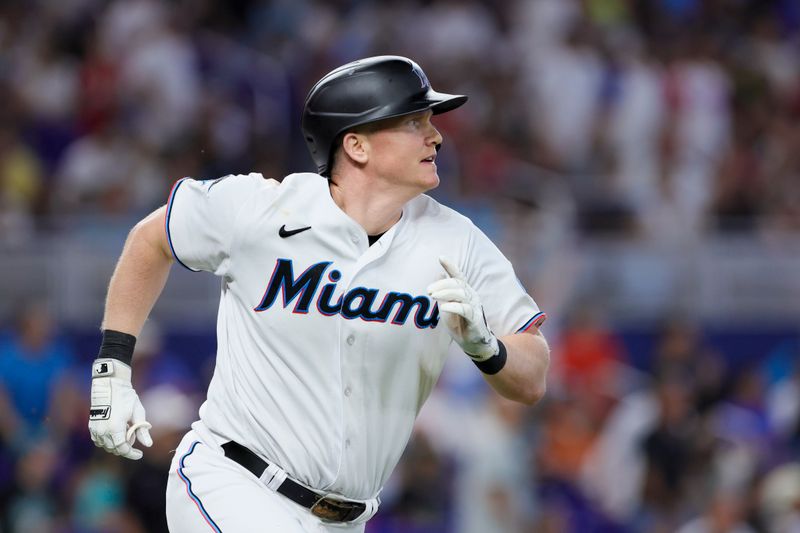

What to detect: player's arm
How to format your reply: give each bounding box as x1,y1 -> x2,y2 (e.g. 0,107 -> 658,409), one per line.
103,205 -> 173,336
486,329 -> 549,404
428,257 -> 550,406
88,205 -> 172,460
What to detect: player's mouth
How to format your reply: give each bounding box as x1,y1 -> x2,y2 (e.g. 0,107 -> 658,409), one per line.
421,154 -> 436,165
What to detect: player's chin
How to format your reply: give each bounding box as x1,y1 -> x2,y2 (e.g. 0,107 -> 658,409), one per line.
419,164 -> 440,189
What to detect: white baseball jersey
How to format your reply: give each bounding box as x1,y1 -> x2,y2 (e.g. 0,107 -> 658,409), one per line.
165,172 -> 545,500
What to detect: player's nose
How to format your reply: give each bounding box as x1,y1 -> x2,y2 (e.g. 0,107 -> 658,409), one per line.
427,123 -> 443,147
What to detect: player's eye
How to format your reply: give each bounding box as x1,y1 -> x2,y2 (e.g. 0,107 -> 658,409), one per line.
405,112 -> 431,130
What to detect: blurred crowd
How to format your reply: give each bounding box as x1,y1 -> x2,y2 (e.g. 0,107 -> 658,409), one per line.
0,305 -> 205,533
1,0 -> 799,243
1,0 -> 800,532
1,303 -> 799,532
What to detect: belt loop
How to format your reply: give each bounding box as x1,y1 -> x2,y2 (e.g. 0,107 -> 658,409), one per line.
260,462 -> 288,491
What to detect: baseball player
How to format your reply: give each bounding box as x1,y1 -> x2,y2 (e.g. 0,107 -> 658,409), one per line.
88,56 -> 550,532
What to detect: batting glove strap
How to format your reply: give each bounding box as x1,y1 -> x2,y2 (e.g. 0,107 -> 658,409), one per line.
472,339 -> 508,375
460,311 -> 500,361
92,357 -> 131,380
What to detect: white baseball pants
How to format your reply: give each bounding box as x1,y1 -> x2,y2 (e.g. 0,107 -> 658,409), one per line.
166,430 -> 365,533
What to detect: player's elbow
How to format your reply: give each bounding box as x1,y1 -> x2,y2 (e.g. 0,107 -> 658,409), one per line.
519,380 -> 547,406
517,338 -> 549,405
496,331 -> 550,405
501,375 -> 547,405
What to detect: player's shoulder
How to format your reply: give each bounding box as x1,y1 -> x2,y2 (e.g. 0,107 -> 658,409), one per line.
179,172 -> 268,195
185,171 -> 324,199
277,172 -> 328,194
408,194 -> 478,231
217,171 -> 285,191
259,172 -> 328,207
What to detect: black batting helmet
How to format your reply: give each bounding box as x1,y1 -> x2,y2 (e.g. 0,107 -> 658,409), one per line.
301,55 -> 468,176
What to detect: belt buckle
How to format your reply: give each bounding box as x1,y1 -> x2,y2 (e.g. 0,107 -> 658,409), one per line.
310,494 -> 364,523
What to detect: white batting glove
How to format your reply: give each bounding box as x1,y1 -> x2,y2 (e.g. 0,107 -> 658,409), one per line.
427,257 -> 499,361
88,359 -> 153,460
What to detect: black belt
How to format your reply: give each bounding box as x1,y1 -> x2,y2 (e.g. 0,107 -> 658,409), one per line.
221,441 -> 366,523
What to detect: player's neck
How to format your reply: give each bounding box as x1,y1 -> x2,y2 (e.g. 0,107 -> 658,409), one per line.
328,174 -> 409,235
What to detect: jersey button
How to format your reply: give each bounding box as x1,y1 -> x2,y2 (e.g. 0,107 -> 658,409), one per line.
345,439 -> 351,448
344,386 -> 352,397
346,335 -> 355,346
349,232 -> 359,243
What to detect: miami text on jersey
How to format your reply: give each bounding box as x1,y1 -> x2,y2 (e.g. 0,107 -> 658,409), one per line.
254,259 -> 440,329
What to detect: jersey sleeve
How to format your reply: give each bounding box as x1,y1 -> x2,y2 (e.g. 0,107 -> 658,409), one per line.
462,223 -> 546,336
165,173 -> 265,276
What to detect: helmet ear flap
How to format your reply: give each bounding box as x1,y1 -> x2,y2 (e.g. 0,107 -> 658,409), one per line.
323,132 -> 346,178
301,55 -> 467,175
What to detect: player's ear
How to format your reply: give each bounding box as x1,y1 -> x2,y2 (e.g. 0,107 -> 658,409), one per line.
341,132 -> 369,166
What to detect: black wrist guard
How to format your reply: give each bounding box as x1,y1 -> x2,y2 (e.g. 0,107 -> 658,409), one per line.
472,339 -> 507,375
97,329 -> 137,367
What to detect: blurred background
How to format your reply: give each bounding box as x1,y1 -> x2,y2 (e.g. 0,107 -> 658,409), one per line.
0,0 -> 799,531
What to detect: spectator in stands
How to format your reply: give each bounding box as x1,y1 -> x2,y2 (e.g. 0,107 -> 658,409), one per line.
0,302 -> 77,451
676,489 -> 757,533
367,431 -> 454,533
639,372 -> 715,531
652,320 -> 725,414
0,121 -> 44,242
3,441 -> 62,533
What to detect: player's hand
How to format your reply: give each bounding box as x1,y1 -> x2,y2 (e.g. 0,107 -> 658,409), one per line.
427,256 -> 499,361
88,359 -> 153,460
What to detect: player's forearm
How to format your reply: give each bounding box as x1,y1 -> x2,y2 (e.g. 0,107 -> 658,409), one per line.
483,330 -> 550,405
102,206 -> 173,337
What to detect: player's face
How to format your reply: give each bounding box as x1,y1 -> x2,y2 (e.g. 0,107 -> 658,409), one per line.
364,110 -> 443,193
